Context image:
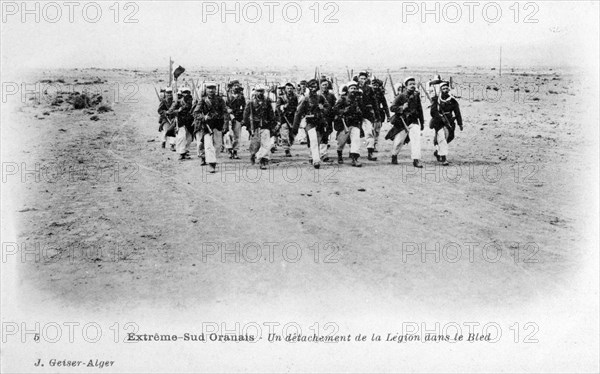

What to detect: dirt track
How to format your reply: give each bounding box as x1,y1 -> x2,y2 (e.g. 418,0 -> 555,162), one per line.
1,67 -> 598,371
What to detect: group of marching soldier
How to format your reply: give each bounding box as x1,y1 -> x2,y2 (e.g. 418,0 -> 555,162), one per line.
157,71 -> 463,173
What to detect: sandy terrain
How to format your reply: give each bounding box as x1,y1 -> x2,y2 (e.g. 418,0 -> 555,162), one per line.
1,66 -> 598,372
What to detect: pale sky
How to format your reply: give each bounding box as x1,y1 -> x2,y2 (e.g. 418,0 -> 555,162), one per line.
1,1 -> 598,70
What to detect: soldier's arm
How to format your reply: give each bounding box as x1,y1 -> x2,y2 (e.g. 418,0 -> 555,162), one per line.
332,97 -> 345,116
390,95 -> 405,113
242,102 -> 251,128
292,100 -> 307,131
416,95 -> 425,126
430,96 -> 440,118
453,100 -> 463,129
381,94 -> 391,119
166,101 -> 179,116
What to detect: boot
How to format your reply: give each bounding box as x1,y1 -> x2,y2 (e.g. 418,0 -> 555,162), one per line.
250,154 -> 256,165
441,156 -> 449,166
178,154 -> 186,161
285,149 -> 292,157
200,157 -> 207,166
170,144 -> 176,152
209,163 -> 216,173
413,159 -> 423,168
313,162 -> 320,169
434,150 -> 441,162
337,151 -> 344,164
373,145 -> 378,153
322,156 -> 330,162
228,149 -> 234,159
232,150 -> 240,159
161,141 -> 166,149
351,153 -> 362,167
391,155 -> 398,164
367,148 -> 377,161
260,158 -> 268,170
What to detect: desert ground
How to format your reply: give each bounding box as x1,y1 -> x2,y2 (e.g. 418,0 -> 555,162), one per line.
1,66 -> 598,372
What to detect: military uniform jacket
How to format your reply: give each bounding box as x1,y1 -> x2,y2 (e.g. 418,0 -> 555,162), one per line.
373,89 -> 390,122
243,97 -> 276,132
277,93 -> 299,125
320,91 -> 337,122
293,93 -> 331,132
333,93 -> 367,128
226,95 -> 246,123
193,95 -> 227,131
158,97 -> 173,124
359,84 -> 377,122
429,95 -> 462,131
390,90 -> 424,128
167,97 -> 194,128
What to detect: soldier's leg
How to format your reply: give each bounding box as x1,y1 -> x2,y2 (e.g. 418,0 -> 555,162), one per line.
176,127 -> 188,155
224,129 -> 232,151
437,128 -> 449,157
280,123 -> 291,151
408,123 -> 422,161
362,119 -> 375,149
306,127 -> 321,165
213,129 -> 223,154
391,130 -> 408,156
232,121 -> 242,152
362,119 -> 377,160
204,133 -> 217,164
185,129 -> 193,153
373,120 -> 382,150
255,129 -> 271,161
196,132 -> 204,158
160,129 -> 167,148
349,127 -> 362,166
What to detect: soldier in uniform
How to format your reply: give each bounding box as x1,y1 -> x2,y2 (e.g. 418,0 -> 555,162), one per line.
319,79 -> 337,162
193,82 -> 228,173
243,84 -> 276,170
225,85 -> 245,159
158,87 -> 176,150
333,81 -> 366,167
168,87 -> 194,161
429,81 -> 463,166
357,71 -> 378,161
297,80 -> 308,99
386,77 -> 424,168
293,79 -> 331,169
371,78 -> 390,152
277,82 -> 299,157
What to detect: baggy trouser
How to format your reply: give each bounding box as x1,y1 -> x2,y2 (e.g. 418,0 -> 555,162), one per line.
391,123 -> 421,160
160,123 -> 175,145
203,132 -> 218,163
435,127 -> 450,156
362,119 -> 375,149
280,122 -> 294,151
337,127 -> 361,155
252,129 -> 271,160
306,127 -> 322,164
176,126 -> 192,154
196,132 -> 204,157
227,120 -> 242,151
212,129 -> 223,153
373,120 -> 382,148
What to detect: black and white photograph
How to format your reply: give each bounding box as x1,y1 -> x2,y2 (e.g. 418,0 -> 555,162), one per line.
1,1 -> 599,372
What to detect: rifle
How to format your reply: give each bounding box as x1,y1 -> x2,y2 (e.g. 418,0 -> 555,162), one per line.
387,69 -> 397,97
419,82 -> 451,129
